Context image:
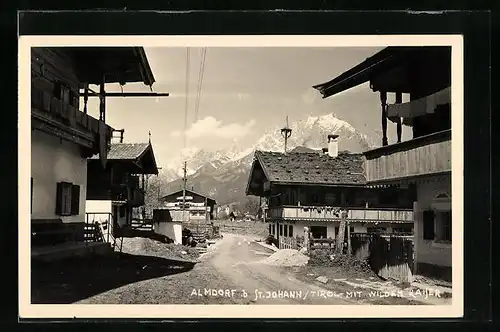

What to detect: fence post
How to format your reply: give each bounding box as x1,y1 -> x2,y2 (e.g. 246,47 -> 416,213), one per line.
303,227 -> 309,252
347,220 -> 352,255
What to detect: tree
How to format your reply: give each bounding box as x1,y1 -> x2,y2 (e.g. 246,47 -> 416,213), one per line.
144,174 -> 163,219
243,197 -> 260,216
334,208 -> 350,254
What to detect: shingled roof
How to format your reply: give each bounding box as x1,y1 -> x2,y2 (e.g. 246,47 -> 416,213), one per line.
89,142 -> 158,174
106,143 -> 151,160
254,150 -> 366,186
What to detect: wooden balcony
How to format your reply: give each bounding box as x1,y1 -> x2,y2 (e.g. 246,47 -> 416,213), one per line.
363,130 -> 451,184
31,84 -> 113,151
266,205 -> 413,223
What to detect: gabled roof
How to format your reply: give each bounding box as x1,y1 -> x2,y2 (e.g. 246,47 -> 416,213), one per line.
161,188 -> 217,204
89,142 -> 158,174
106,143 -> 151,160
253,150 -> 366,186
313,46 -> 451,99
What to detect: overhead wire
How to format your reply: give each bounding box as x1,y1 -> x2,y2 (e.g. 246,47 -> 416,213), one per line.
183,47 -> 191,150
194,47 -> 207,122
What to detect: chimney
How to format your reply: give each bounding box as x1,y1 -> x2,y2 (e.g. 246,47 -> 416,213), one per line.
327,134 -> 339,158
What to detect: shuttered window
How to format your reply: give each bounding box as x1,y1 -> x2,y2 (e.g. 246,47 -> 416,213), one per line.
71,184 -> 80,215
56,182 -> 80,216
423,210 -> 435,240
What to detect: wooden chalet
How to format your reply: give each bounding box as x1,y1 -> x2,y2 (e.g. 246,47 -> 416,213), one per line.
160,189 -> 217,223
313,46 -> 452,281
30,47 -> 164,261
246,140 -> 415,248
87,142 -> 159,237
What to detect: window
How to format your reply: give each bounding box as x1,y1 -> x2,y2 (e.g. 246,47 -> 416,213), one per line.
272,224 -> 276,235
290,189 -> 297,205
284,224 -> 288,237
56,182 -> 80,216
393,225 -> 413,234
53,81 -> 62,99
69,90 -> 77,106
279,224 -> 283,236
423,210 -> 435,240
119,206 -> 126,218
335,226 -> 339,237
436,211 -> 452,243
367,226 -> 387,234
289,225 -> 293,237
349,226 -> 355,233
310,226 -> 327,239
325,193 -> 336,205
269,224 -> 272,234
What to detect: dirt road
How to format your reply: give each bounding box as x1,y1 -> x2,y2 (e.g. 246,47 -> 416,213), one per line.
77,233 -> 351,304
202,233 -> 352,304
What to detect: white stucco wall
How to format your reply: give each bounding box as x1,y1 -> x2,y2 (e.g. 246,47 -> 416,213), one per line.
413,175 -> 452,268
85,200 -> 112,216
154,222 -> 183,244
31,130 -> 87,223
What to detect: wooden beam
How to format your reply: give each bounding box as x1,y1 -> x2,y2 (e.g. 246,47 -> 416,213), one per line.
395,92 -> 403,143
380,91 -> 388,146
81,92 -> 170,97
83,84 -> 89,114
99,76 -> 105,122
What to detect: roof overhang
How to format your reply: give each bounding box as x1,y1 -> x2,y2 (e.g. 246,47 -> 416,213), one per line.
61,47 -> 156,86
313,46 -> 451,98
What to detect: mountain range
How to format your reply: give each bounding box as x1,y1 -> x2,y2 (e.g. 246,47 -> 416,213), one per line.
159,113 -> 378,206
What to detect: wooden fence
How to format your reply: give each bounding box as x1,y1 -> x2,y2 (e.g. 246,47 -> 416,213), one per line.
278,236 -> 305,250
310,238 -> 337,251
350,233 -> 414,283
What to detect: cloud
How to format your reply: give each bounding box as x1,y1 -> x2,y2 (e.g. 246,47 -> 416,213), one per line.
301,88 -> 319,105
171,116 -> 256,139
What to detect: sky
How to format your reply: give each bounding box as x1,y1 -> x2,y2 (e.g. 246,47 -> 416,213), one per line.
83,47 -> 411,167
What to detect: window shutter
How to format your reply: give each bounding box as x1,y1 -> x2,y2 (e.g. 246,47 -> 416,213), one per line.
71,184 -> 80,215
423,210 -> 435,240
55,182 -> 63,215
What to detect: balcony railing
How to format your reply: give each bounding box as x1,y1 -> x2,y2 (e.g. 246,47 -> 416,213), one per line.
363,130 -> 451,184
266,205 -> 413,223
31,84 -> 113,150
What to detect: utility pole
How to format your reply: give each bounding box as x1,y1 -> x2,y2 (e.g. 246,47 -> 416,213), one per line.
280,116 -> 292,155
182,161 -> 187,223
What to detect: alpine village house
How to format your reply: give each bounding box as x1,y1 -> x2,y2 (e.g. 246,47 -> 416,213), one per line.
31,47 -> 167,261
246,135 -> 415,249
159,188 -> 217,224
312,46 -> 452,282
86,140 -> 159,238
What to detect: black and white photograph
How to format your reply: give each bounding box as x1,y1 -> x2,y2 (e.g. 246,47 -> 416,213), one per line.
19,35 -> 463,319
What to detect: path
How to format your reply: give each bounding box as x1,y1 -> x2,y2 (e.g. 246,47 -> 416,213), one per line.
77,233 -> 351,304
